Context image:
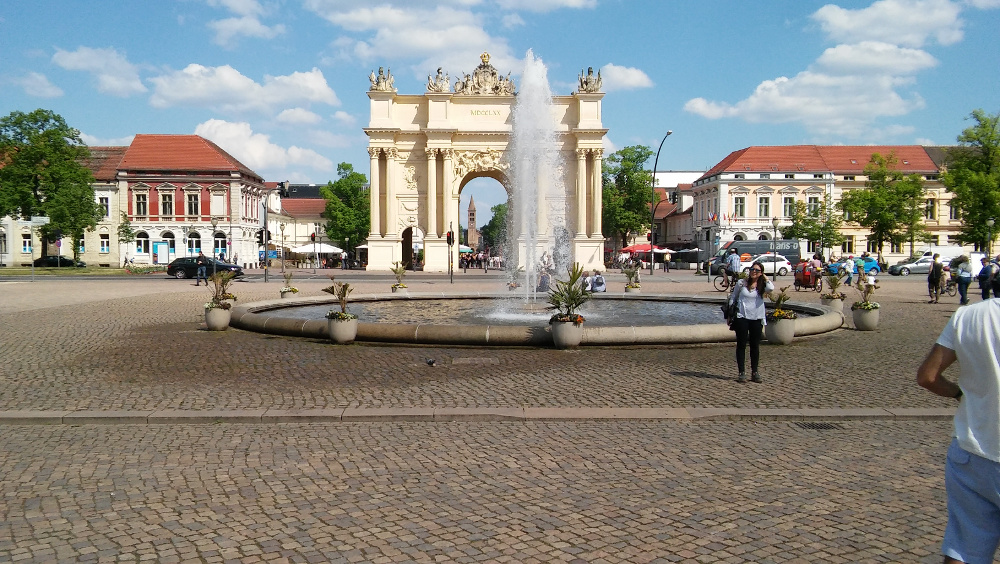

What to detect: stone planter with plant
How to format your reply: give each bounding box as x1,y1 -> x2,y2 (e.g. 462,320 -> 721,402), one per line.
850,272 -> 880,331
819,270 -> 847,310
764,285 -> 796,345
622,264 -> 641,292
390,261 -> 408,293
204,271 -> 237,331
547,262 -> 591,348
322,276 -> 358,344
280,271 -> 299,298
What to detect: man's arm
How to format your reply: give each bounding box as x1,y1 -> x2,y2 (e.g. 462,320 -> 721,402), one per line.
917,344 -> 961,398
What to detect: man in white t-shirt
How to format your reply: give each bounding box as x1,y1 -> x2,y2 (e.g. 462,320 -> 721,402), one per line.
918,299 -> 1000,563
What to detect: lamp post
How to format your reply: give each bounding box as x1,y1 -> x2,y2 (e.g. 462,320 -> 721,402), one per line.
344,237 -> 349,269
210,217 -> 219,280
650,130 -> 673,276
694,225 -> 703,275
988,218 -> 996,257
279,222 -> 286,274
772,217 -> 780,266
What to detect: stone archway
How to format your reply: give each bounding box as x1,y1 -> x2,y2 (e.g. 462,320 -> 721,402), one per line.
363,52 -> 607,272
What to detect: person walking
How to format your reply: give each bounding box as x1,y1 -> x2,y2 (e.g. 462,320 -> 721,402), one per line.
928,253 -> 945,303
992,256 -> 1000,298
726,261 -> 774,384
842,255 -> 855,286
979,257 -> 997,300
195,251 -> 209,286
955,255 -> 973,305
917,299 -> 1000,563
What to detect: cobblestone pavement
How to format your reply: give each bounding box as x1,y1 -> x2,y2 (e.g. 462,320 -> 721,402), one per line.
0,270 -> 983,562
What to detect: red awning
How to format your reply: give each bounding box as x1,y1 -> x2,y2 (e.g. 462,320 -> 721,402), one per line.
620,243 -> 663,253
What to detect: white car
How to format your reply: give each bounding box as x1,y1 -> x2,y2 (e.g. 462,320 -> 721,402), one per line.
740,254 -> 793,276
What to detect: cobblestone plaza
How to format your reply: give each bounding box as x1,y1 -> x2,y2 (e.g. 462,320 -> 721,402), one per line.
0,270 -> 979,563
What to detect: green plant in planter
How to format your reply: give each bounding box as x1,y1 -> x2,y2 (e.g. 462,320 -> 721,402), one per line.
322,276 -> 357,320
850,271 -> 880,311
622,264 -> 641,289
547,262 -> 591,323
766,285 -> 797,320
820,270 -> 846,300
390,261 -> 407,289
205,271 -> 238,310
506,265 -> 524,290
280,271 -> 299,294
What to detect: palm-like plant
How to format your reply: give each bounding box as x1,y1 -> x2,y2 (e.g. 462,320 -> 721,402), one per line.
205,271 -> 237,310
548,262 -> 591,324
622,264 -> 641,288
851,271 -> 880,311
767,285 -> 797,320
390,261 -> 407,289
322,276 -> 356,320
820,270 -> 846,300
280,271 -> 298,294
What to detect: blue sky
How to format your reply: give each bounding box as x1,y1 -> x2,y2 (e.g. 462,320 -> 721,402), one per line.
3,0 -> 999,227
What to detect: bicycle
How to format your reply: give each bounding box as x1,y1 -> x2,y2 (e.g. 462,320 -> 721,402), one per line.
943,277 -> 958,297
713,272 -> 735,292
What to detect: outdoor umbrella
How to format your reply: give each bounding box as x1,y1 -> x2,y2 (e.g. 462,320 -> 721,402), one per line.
290,243 -> 343,254
620,243 -> 660,253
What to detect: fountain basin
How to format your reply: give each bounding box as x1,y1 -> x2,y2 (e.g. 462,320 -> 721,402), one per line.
230,293 -> 844,346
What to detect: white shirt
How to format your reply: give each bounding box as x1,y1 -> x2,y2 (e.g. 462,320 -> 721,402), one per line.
937,299 -> 1000,461
729,279 -> 775,324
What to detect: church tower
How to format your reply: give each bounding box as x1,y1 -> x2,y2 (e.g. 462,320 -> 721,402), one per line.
467,196 -> 479,249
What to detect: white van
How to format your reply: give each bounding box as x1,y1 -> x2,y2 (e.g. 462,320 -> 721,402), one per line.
916,245 -> 967,261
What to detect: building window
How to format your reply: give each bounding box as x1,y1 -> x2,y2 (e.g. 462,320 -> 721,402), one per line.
842,236 -> 854,254
926,174 -> 939,180
925,199 -> 936,220
758,197 -> 770,218
136,231 -> 150,254
785,174 -> 794,179
0,231 -> 6,257
187,194 -> 200,217
760,173 -> 770,180
867,239 -> 879,253
891,240 -> 903,253
949,202 -> 960,220
214,232 -> 226,256
78,237 -> 85,253
734,173 -> 745,179
187,233 -> 201,253
100,234 -> 110,253
99,197 -> 110,217
807,196 -> 820,213
783,197 -> 795,217
22,234 -> 32,253
844,175 -> 855,181
161,194 -> 173,219
733,196 -> 746,218
931,235 -> 940,246
813,174 -> 824,179
135,194 -> 148,218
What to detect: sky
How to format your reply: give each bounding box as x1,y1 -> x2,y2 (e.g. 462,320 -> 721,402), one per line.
3,0 -> 1000,227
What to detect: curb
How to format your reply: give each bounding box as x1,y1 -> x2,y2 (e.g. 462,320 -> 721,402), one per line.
0,407 -> 955,425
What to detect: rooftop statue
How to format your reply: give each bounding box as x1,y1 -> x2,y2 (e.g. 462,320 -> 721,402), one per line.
369,66 -> 396,92
578,66 -> 602,93
453,52 -> 516,96
427,67 -> 450,93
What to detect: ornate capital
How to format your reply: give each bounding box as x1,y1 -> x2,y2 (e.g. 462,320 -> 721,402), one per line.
576,148 -> 589,159
385,148 -> 399,160
368,147 -> 380,158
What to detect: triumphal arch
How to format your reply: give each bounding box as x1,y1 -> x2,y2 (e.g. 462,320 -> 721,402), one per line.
364,53 -> 607,272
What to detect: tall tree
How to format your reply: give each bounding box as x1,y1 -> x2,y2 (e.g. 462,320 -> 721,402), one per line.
479,202 -> 508,249
779,196 -> 844,257
321,163 -> 370,251
895,174 -> 932,257
839,152 -> 925,258
942,109 -> 1000,250
602,145 -> 654,249
0,109 -> 101,257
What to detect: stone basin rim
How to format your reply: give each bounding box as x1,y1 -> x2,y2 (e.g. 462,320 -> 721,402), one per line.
230,293 -> 845,347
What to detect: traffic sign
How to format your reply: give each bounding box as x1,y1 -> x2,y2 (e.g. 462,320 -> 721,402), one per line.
29,216 -> 50,226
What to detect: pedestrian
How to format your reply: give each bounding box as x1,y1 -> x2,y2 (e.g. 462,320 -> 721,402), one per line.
917,299 -> 1000,563
341,251 -> 347,269
955,255 -> 973,305
843,255 -> 855,286
726,261 -> 774,384
979,257 -> 997,300
992,256 -> 1000,298
195,251 -> 209,286
928,253 -> 944,303
662,251 -> 671,272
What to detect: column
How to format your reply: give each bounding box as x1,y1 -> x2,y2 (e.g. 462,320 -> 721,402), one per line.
442,149 -> 457,263
385,148 -> 398,237
592,149 -> 603,237
368,147 -> 381,237
576,148 -> 587,237
426,149 -> 438,237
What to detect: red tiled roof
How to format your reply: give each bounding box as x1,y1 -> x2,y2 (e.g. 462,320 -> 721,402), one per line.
816,145 -> 938,173
281,198 -> 326,219
82,146 -> 127,181
697,145 -> 939,182
118,134 -> 261,180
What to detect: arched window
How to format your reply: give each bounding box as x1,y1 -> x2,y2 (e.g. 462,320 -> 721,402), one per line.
733,234 -> 745,241
214,231 -> 226,257
136,231 -> 150,254
161,232 -> 176,252
187,232 -> 201,253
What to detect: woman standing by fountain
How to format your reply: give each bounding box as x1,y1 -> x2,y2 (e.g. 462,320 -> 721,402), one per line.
727,262 -> 774,383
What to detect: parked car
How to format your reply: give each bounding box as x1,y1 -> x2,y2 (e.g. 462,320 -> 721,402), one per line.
888,256 -> 936,276
828,256 -> 881,276
33,256 -> 86,268
740,253 -> 793,276
166,257 -> 244,279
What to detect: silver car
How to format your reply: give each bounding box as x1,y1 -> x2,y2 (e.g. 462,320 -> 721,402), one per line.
889,256 -> 935,276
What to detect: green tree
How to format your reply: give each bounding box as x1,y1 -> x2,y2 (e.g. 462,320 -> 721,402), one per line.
942,109 -> 1000,250
321,163 -> 370,251
895,174 -> 932,257
780,196 -> 844,257
480,202 -> 508,249
0,109 -> 101,256
602,145 -> 654,249
839,152 -> 925,259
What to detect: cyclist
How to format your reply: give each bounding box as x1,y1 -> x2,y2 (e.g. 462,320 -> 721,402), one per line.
724,247 -> 742,288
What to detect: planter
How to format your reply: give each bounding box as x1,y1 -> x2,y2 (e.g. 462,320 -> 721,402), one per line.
624,286 -> 641,293
328,317 -> 359,344
391,286 -> 408,295
852,308 -> 880,331
820,298 -> 843,311
280,291 -> 294,299
204,307 -> 231,331
550,321 -> 584,349
764,318 -> 795,345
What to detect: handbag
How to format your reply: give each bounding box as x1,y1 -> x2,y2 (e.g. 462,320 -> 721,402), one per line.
722,281 -> 741,330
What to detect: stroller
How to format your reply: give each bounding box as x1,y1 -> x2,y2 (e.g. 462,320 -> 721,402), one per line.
793,262 -> 823,292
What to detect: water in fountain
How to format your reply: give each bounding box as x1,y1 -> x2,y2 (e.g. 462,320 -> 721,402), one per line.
505,50 -> 567,299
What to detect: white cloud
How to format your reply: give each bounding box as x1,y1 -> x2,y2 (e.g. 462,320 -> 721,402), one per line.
51,46 -> 147,96
276,108 -> 322,125
964,0 -> 1000,7
599,63 -> 653,92
602,136 -> 618,155
811,0 -> 964,47
331,111 -> 356,126
307,130 -> 358,149
915,137 -> 936,145
14,72 -> 63,98
493,0 -> 596,12
194,119 -> 334,172
501,13 -> 525,28
208,16 -> 286,48
80,132 -> 136,147
207,0 -> 265,17
149,65 -> 339,113
814,41 -> 938,75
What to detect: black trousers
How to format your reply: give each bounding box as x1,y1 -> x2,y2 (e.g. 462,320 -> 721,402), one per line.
733,317 -> 764,374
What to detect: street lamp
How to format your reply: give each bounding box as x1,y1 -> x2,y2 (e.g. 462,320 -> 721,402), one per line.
772,217 -> 780,265
650,130 -> 673,276
694,225 -> 703,275
210,217 -> 219,280
279,222 -> 286,273
988,218 -> 995,257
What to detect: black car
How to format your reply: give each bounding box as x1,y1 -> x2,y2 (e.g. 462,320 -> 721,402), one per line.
33,256 -> 86,268
166,257 -> 244,279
